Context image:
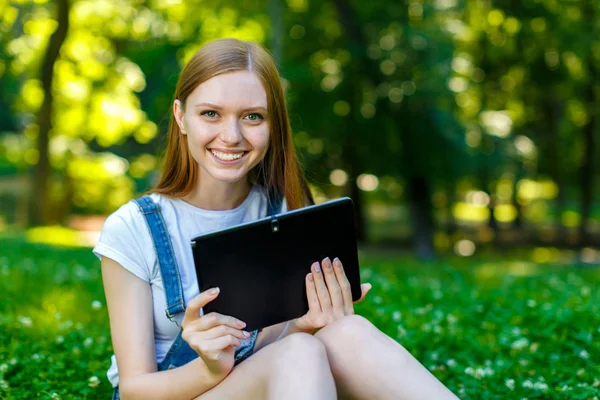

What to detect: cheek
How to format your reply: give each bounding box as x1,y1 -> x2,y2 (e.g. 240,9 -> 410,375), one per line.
247,125 -> 270,153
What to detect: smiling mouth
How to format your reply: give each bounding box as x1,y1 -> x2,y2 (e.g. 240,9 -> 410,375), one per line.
210,149 -> 247,161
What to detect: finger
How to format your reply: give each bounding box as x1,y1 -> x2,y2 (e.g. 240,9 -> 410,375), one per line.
311,261 -> 332,311
196,335 -> 242,359
321,257 -> 344,317
353,283 -> 373,304
200,325 -> 251,341
332,258 -> 354,314
195,312 -> 246,332
306,273 -> 321,313
182,288 -> 220,326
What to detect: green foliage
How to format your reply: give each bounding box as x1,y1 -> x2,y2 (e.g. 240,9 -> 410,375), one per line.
1,238 -> 599,399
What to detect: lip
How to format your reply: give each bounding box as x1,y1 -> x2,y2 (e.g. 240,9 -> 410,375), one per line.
209,148 -> 249,154
208,149 -> 248,165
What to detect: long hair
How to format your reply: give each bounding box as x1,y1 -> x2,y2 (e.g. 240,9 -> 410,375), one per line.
150,38 -> 312,210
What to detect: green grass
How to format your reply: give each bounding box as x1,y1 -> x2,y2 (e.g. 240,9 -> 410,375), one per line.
1,238 -> 599,399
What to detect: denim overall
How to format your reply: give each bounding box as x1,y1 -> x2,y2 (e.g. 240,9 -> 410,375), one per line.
112,193 -> 282,399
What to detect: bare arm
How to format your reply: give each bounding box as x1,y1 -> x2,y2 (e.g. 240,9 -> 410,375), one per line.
101,257 -> 225,400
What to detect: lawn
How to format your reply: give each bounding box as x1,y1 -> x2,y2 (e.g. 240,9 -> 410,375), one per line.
1,237 -> 599,399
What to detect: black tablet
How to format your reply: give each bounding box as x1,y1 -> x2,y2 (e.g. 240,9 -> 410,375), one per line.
190,197 -> 361,331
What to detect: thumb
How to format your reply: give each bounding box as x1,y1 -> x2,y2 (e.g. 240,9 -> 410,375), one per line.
353,283 -> 372,304
184,287 -> 220,322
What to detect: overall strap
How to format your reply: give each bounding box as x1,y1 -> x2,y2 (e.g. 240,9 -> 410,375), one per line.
267,191 -> 283,216
133,195 -> 186,319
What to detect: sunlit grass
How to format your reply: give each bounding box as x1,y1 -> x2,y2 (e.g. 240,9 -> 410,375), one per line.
1,238 -> 599,399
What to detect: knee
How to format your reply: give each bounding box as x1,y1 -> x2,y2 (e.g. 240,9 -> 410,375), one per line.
275,332 -> 328,365
315,315 -> 375,348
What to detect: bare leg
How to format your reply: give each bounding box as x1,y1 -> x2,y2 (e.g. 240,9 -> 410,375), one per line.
197,333 -> 336,400
315,315 -> 458,400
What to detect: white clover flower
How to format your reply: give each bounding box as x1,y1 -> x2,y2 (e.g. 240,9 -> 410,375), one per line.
392,310 -> 401,321
56,336 -> 64,344
91,300 -> 102,310
0,364 -> 7,373
526,299 -> 536,307
522,379 -> 533,389
433,325 -> 442,334
511,327 -> 522,336
579,350 -> 590,359
9,358 -> 17,365
529,342 -> 539,352
31,354 -> 41,361
51,393 -> 60,400
446,359 -> 457,367
430,352 -> 439,361
533,382 -> 548,391
511,337 -> 530,350
581,286 -> 591,296
0,380 -> 8,389
465,366 -> 474,376
84,337 -> 94,347
397,325 -> 406,338
18,316 -> 32,328
505,379 -> 515,390
88,376 -> 100,388
560,385 -> 572,391
447,314 -> 457,324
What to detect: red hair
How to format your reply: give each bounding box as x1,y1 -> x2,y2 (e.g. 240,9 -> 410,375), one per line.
150,39 -> 312,210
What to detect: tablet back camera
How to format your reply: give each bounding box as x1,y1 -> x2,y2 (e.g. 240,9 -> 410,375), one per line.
271,218 -> 279,233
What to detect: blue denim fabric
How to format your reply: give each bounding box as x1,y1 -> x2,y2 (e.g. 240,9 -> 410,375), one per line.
112,192 -> 282,399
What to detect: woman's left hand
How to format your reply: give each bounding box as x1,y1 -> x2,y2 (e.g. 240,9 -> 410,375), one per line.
292,257 -> 372,333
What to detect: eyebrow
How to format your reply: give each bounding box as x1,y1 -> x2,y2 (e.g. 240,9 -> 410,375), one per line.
194,102 -> 268,112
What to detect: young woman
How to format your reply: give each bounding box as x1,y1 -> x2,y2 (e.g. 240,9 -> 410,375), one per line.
94,38 -> 458,400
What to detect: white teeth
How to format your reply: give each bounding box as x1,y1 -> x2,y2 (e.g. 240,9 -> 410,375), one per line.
211,150 -> 244,161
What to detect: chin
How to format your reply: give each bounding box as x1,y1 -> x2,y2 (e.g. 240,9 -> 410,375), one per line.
205,170 -> 249,184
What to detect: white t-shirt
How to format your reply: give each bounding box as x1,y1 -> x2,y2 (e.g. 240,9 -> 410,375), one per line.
92,184 -> 285,388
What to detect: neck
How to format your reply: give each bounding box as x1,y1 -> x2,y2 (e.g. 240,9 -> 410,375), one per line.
182,179 -> 252,211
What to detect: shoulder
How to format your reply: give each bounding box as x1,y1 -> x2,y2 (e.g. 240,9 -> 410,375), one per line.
102,197 -> 149,234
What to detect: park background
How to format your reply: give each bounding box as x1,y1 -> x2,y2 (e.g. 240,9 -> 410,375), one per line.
0,0 -> 599,398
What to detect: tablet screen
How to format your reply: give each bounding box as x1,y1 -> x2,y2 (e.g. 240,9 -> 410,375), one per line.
191,198 -> 361,331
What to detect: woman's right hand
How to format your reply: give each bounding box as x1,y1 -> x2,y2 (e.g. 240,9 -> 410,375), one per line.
181,288 -> 250,378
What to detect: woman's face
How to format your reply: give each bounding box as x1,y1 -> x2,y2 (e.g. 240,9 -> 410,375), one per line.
174,70 -> 270,186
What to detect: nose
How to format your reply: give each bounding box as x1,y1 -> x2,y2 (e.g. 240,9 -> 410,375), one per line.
220,117 -> 243,145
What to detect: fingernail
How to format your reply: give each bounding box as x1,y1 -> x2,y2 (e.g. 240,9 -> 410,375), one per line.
238,321 -> 247,328
243,330 -> 250,337
308,273 -> 314,282
323,257 -> 332,268
333,258 -> 342,267
313,262 -> 321,273
210,287 -> 220,295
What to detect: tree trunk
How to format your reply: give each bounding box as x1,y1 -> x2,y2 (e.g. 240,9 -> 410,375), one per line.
348,176 -> 367,243
269,0 -> 284,66
579,62 -> 596,247
544,96 -> 567,244
408,177 -> 436,260
29,0 -> 70,226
